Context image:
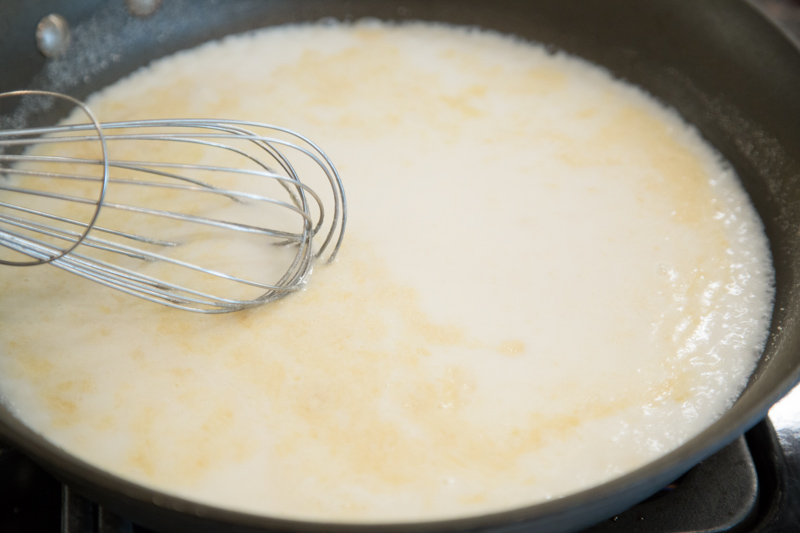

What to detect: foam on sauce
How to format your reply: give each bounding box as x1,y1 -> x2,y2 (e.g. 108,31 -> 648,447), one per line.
0,21 -> 774,522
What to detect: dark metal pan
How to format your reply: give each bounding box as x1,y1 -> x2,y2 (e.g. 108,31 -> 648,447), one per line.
1,1 -> 800,531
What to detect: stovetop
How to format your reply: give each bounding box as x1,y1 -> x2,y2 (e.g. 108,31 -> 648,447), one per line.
1,1 -> 800,532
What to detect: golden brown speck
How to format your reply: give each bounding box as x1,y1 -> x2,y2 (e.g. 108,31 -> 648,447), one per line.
497,340 -> 525,356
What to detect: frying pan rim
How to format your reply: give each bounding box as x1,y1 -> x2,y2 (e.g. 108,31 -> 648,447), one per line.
1,0 -> 800,531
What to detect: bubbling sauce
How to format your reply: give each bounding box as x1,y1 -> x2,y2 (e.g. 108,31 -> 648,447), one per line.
0,21 -> 774,522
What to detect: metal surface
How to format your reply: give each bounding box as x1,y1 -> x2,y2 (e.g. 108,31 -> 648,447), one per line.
752,0 -> 800,46
0,91 -> 107,267
124,0 -> 162,18
0,95 -> 346,312
0,0 -> 800,531
35,14 -> 71,58
759,388 -> 800,531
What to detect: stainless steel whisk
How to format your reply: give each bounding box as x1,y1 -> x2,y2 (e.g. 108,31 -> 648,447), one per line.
0,90 -> 346,313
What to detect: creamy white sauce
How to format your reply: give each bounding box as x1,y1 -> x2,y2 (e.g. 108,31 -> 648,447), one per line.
0,21 -> 774,522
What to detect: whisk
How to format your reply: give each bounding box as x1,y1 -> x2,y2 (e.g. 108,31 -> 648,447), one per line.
0,90 -> 346,313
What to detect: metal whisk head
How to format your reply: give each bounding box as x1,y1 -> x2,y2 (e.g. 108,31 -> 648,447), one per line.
0,90 -> 346,313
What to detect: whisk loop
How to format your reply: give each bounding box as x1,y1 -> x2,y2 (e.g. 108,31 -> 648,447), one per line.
0,90 -> 346,313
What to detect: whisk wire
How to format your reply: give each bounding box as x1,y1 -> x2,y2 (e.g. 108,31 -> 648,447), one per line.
0,90 -> 346,313
0,90 -> 109,268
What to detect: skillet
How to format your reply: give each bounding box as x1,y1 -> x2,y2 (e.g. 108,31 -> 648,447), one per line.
1,1 -> 800,531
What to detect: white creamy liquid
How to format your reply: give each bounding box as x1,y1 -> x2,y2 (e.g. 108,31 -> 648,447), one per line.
0,22 -> 774,522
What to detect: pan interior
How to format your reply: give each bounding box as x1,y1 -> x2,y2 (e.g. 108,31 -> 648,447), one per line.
0,1 -> 798,532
